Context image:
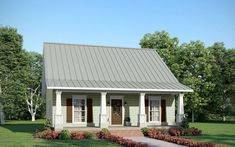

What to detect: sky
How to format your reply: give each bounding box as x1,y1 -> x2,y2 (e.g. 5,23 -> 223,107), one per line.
0,0 -> 235,53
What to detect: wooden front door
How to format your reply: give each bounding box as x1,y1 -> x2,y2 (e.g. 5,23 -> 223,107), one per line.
111,99 -> 122,125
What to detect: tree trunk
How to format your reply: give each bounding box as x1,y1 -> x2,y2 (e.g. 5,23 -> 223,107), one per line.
222,116 -> 226,122
31,113 -> 35,121
192,110 -> 195,122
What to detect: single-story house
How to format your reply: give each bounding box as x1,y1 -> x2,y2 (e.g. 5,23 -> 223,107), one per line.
42,42 -> 193,130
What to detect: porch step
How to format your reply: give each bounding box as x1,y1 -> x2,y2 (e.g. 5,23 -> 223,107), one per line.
110,130 -> 144,137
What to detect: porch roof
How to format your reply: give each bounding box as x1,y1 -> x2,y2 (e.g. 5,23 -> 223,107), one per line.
46,79 -> 192,92
43,43 -> 193,93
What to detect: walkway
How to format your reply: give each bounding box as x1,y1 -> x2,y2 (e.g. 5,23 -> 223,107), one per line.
125,136 -> 185,147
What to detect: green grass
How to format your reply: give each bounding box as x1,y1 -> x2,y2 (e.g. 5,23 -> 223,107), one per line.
187,122 -> 235,147
0,119 -> 119,147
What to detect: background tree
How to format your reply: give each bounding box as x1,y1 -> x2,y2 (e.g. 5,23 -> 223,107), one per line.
0,26 -> 44,120
25,86 -> 43,121
175,41 -> 215,121
139,31 -> 179,69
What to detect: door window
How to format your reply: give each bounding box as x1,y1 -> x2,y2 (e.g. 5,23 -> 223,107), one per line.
149,99 -> 160,122
73,98 -> 86,123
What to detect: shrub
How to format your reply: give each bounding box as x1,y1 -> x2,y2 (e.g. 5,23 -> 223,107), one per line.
97,133 -> 148,147
59,129 -> 71,140
101,128 -> 110,135
144,127 -> 215,147
43,130 -> 59,139
185,127 -> 202,136
96,128 -> 111,139
84,131 -> 94,139
158,128 -> 169,135
35,129 -> 47,138
147,128 -> 161,138
43,119 -> 54,130
168,127 -> 183,136
71,132 -> 85,140
141,127 -> 148,136
179,117 -> 189,130
35,130 -> 58,139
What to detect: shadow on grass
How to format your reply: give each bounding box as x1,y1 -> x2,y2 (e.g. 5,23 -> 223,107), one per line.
32,139 -> 118,147
187,134 -> 235,146
1,124 -> 43,133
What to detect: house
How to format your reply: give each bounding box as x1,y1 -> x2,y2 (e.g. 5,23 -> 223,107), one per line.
42,42 -> 193,130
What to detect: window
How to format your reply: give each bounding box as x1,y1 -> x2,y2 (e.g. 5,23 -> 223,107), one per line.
73,96 -> 86,123
149,97 -> 161,123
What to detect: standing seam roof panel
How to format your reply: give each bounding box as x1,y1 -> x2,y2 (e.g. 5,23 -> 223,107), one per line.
43,43 -> 193,92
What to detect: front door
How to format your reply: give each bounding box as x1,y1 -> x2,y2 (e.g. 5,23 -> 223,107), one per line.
111,99 -> 122,125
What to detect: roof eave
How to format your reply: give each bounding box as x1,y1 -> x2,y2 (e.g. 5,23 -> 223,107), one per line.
47,86 -> 193,93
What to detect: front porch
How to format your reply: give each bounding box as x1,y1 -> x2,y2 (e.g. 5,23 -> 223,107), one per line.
51,90 -> 185,130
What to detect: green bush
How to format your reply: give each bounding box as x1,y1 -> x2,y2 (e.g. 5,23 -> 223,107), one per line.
84,131 -> 94,139
141,127 -> 148,136
101,128 -> 110,135
43,119 -> 54,130
179,117 -> 189,130
59,129 -> 71,140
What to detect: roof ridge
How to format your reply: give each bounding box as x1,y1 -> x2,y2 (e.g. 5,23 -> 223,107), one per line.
44,42 -> 155,51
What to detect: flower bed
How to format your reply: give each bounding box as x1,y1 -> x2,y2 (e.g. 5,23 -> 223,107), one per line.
35,128 -> 148,147
140,127 -> 215,147
35,129 -> 86,140
96,129 -> 148,147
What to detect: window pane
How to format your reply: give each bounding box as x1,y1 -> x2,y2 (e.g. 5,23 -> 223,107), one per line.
149,99 -> 160,122
73,98 -> 86,122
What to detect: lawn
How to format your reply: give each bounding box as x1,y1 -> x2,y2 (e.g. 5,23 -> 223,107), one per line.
187,122 -> 235,147
0,119 -> 119,147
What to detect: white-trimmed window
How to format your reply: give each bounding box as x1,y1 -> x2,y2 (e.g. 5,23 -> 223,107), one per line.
72,95 -> 87,123
149,96 -> 161,123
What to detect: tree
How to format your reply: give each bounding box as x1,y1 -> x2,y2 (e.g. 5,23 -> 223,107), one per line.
0,26 -> 44,120
176,41 -> 215,121
25,86 -> 43,121
139,31 -> 216,122
139,31 -> 179,70
0,26 -> 29,120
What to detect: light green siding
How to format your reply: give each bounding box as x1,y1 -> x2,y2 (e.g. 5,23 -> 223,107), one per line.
50,92 -> 176,127
162,95 -> 176,125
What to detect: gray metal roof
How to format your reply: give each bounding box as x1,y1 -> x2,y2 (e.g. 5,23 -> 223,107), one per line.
43,42 -> 193,92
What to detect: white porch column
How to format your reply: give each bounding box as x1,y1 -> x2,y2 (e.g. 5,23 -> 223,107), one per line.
100,92 -> 108,128
176,93 -> 184,123
54,90 -> 63,130
138,93 -> 147,127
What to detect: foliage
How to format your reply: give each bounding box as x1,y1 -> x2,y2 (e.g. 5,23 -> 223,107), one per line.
0,120 -> 119,147
96,131 -> 148,147
83,131 -> 94,139
168,128 -> 183,136
185,127 -> 202,136
141,127 -> 148,136
145,127 -> 215,147
0,26 -> 43,120
71,132 -> 85,140
43,118 -> 53,130
139,30 -> 235,121
179,117 -> 189,130
59,129 -> 71,140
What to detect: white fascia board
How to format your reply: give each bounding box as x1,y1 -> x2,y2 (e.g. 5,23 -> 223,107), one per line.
47,86 -> 193,93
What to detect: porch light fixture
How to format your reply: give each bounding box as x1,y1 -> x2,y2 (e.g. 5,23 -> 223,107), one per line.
107,101 -> 110,106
